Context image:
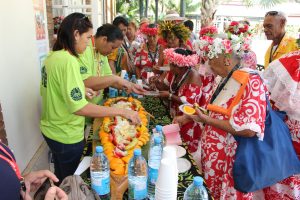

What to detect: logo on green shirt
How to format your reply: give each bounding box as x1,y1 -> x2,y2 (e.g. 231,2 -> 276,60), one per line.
70,87 -> 83,101
80,66 -> 87,74
41,66 -> 47,87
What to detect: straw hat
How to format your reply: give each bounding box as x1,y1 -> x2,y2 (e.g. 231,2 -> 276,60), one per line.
163,10 -> 186,21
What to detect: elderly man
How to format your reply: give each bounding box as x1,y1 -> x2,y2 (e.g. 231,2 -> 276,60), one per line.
263,11 -> 298,68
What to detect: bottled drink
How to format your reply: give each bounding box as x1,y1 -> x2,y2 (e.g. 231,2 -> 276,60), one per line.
184,176 -> 208,200
130,75 -> 138,98
148,137 -> 163,200
121,73 -> 129,97
128,149 -> 148,200
90,146 -> 110,200
151,125 -> 165,146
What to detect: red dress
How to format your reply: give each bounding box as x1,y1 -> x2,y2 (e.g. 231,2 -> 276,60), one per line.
260,113 -> 300,200
169,71 -> 203,153
200,71 -> 267,199
134,43 -> 160,81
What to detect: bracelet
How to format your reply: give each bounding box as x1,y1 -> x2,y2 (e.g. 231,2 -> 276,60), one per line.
168,93 -> 173,100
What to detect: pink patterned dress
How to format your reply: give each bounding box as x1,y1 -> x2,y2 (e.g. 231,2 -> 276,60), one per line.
201,72 -> 267,200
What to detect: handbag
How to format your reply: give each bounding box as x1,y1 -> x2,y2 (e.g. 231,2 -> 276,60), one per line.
233,94 -> 300,193
59,175 -> 101,200
34,175 -> 100,200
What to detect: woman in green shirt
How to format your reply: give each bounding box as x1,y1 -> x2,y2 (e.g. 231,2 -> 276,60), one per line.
40,13 -> 141,182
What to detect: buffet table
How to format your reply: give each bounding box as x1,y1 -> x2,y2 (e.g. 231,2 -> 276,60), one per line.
81,96 -> 213,200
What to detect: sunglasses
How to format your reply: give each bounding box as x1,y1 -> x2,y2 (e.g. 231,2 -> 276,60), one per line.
265,11 -> 279,17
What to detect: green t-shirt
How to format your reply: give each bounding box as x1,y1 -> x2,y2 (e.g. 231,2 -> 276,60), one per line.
78,41 -> 112,105
40,50 -> 88,144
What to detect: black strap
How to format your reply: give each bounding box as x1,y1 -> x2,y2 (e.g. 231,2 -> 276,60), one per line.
210,64 -> 240,104
170,67 -> 192,94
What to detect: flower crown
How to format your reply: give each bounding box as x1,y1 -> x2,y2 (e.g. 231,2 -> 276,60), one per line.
163,48 -> 199,67
226,21 -> 251,36
141,26 -> 158,35
199,26 -> 218,37
193,34 -> 250,61
158,21 -> 190,42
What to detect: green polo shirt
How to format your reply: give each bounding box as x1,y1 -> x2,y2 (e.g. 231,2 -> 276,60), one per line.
40,50 -> 88,144
78,41 -> 112,105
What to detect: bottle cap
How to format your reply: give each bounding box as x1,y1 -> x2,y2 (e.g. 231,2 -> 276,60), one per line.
194,176 -> 203,186
134,149 -> 142,156
155,125 -> 163,132
154,136 -> 162,144
96,146 -> 103,153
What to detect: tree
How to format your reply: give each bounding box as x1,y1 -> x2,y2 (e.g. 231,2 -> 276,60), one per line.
200,0 -> 290,27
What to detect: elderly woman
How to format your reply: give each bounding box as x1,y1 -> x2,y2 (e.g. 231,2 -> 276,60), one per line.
261,50 -> 300,199
177,35 -> 268,199
134,24 -> 160,82
225,21 -> 257,70
158,48 -> 203,152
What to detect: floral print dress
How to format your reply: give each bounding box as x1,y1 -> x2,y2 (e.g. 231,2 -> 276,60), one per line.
200,71 -> 267,200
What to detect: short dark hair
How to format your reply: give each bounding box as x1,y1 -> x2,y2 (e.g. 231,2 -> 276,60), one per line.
113,16 -> 129,27
184,20 -> 194,31
174,48 -> 193,56
53,12 -> 93,57
265,11 -> 287,24
95,24 -> 124,42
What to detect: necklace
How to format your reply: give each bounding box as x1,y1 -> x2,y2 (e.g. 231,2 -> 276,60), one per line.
147,42 -> 158,65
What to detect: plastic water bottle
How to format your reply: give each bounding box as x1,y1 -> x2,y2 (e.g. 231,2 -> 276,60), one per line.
148,137 -> 163,200
130,75 -> 138,98
121,73 -> 129,97
128,149 -> 148,200
151,125 -> 165,146
90,146 -> 110,200
184,176 -> 208,200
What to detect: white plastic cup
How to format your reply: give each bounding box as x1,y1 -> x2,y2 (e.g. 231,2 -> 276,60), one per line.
155,158 -> 178,192
162,146 -> 178,171
137,79 -> 143,86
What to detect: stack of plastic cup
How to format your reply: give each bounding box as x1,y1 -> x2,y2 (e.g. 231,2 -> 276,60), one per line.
162,146 -> 178,174
155,158 -> 178,200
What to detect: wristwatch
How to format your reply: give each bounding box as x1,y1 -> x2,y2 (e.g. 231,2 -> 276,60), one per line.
168,93 -> 173,100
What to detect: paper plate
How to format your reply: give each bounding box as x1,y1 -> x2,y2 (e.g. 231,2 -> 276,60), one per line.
168,145 -> 186,158
177,158 -> 191,173
144,91 -> 160,96
179,104 -> 195,115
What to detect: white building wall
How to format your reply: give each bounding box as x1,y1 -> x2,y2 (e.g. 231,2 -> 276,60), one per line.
0,0 -> 45,171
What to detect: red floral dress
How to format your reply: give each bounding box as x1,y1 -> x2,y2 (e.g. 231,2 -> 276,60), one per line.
169,73 -> 203,153
201,72 -> 267,200
260,112 -> 300,200
134,43 -> 160,81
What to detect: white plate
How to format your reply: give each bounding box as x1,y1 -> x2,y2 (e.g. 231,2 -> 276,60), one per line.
168,145 -> 186,158
177,158 -> 191,173
159,66 -> 170,71
179,104 -> 195,115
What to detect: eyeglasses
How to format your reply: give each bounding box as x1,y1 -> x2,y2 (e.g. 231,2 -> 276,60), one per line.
265,11 -> 279,16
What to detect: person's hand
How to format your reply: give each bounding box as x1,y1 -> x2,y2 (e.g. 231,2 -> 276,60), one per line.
153,65 -> 160,71
173,115 -> 191,126
122,109 -> 141,125
131,83 -> 147,95
44,186 -> 68,200
85,88 -> 98,100
193,108 -> 209,123
22,170 -> 59,200
159,91 -> 170,98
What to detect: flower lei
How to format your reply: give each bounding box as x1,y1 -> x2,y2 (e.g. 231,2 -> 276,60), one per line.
163,48 -> 199,67
141,26 -> 158,36
199,26 -> 218,37
226,21 -> 251,36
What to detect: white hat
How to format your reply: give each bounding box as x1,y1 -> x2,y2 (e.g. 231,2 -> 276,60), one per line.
164,11 -> 186,21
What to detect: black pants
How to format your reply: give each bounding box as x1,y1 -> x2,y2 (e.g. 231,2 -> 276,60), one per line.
43,134 -> 84,183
